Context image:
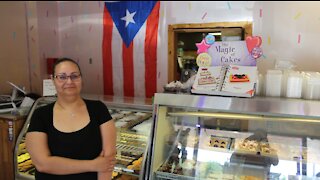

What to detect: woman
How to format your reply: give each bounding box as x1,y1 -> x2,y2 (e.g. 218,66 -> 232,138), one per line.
26,58 -> 116,180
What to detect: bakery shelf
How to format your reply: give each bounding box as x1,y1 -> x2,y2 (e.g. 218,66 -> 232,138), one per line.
14,95 -> 153,180
146,93 -> 320,180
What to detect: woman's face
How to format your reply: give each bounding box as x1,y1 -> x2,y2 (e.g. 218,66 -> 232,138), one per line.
53,61 -> 82,97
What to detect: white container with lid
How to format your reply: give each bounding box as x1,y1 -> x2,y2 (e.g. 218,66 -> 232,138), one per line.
302,72 -> 320,100
255,73 -> 264,96
285,71 -> 303,98
265,70 -> 282,97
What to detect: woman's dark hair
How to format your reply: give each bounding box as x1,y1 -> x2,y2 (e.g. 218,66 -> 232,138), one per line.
52,58 -> 82,76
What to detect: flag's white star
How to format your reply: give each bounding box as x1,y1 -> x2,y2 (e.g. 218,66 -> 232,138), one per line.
121,9 -> 136,27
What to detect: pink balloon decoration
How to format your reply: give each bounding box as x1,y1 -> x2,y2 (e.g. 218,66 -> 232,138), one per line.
246,36 -> 262,53
251,46 -> 263,59
196,40 -> 211,54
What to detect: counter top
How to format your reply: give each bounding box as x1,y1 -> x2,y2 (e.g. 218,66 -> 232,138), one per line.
82,94 -> 153,111
0,113 -> 26,121
154,93 -> 320,118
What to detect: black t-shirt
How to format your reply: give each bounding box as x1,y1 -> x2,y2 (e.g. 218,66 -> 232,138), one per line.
27,99 -> 113,180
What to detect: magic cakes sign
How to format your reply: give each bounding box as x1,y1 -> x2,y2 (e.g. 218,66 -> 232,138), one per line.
196,35 -> 263,67
209,41 -> 256,66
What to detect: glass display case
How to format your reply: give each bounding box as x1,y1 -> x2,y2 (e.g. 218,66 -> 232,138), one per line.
147,93 -> 320,180
14,95 -> 153,180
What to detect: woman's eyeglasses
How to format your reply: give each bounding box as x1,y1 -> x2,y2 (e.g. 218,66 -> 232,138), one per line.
54,73 -> 81,82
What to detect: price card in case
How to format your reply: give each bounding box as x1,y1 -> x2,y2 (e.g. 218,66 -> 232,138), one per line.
43,79 -> 57,96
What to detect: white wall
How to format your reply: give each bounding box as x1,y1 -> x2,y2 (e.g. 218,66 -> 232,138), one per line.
165,1 -> 254,24
254,1 -> 320,74
0,2 -> 59,95
3,1 -> 319,96
58,1 -> 105,94
163,1 -> 320,75
0,2 -> 30,94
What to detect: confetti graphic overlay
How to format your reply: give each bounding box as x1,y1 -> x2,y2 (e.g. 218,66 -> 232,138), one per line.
294,12 -> 302,20
227,2 -> 231,10
202,12 -> 207,20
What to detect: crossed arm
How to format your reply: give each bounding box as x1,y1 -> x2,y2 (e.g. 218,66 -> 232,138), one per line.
25,119 -> 117,178
98,119 -> 117,180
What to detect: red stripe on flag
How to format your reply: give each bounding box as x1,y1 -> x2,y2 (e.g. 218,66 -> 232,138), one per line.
145,1 -> 160,98
123,43 -> 134,97
102,6 -> 114,95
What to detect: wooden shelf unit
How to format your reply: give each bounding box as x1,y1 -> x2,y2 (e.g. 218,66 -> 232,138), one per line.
0,114 -> 26,180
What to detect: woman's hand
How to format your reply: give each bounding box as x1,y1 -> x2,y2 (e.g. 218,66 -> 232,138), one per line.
93,151 -> 116,172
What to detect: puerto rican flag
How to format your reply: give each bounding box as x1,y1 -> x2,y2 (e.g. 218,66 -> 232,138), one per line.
102,1 -> 160,98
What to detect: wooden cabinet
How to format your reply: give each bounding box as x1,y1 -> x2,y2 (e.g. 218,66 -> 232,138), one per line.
0,114 -> 26,180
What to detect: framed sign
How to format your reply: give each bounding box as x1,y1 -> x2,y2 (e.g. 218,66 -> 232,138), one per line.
208,41 -> 256,66
197,35 -> 263,67
167,21 -> 252,82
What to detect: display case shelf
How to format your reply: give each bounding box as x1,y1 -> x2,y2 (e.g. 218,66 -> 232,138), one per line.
146,93 -> 320,180
155,171 -> 196,180
14,95 -> 153,180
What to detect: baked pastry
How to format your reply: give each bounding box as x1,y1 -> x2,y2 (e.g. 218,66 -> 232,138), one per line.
160,163 -> 173,173
236,139 -> 259,152
112,171 -> 119,179
18,159 -> 34,172
229,74 -> 250,82
238,175 -> 263,180
209,136 -> 230,149
116,174 -> 138,180
111,113 -> 124,120
260,142 -> 277,156
119,110 -> 132,115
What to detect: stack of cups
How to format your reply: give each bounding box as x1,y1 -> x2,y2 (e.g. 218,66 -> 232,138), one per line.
265,70 -> 283,97
302,72 -> 320,100
255,73 -> 264,96
285,71 -> 303,98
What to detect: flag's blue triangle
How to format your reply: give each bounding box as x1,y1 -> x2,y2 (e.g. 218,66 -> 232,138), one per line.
105,1 -> 157,47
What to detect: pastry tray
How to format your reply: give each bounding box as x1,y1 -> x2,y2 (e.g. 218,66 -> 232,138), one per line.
209,135 -> 233,150
233,139 -> 278,158
233,139 -> 260,155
